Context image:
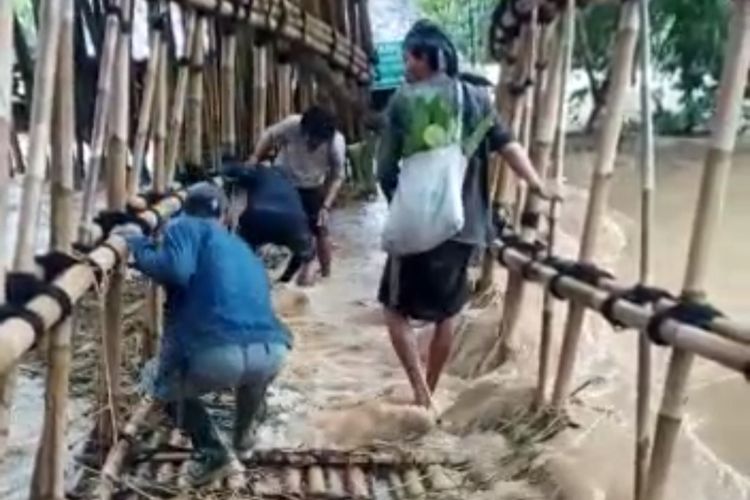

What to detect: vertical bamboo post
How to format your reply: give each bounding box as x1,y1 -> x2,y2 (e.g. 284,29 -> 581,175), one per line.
512,9 -> 541,228
78,2 -> 122,241
0,0 -> 15,461
220,24 -> 238,156
492,18 -> 563,366
0,0 -> 63,458
251,46 -> 268,144
98,0 -> 133,447
186,15 -> 206,170
550,2 -> 639,409
128,21 -> 163,196
476,43 -> 520,295
165,10 -> 198,184
145,30 -> 169,363
634,0 -> 656,495
644,3 -> 750,499
536,0 -> 576,408
30,0 -> 75,496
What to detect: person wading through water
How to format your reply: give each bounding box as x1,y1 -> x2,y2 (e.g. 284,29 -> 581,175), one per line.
248,106 -> 346,286
115,183 -> 293,486
377,20 -> 554,409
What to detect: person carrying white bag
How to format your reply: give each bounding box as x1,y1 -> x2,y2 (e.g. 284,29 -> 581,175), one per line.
376,20 -> 554,409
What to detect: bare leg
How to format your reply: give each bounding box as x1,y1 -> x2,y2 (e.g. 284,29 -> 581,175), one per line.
426,317 -> 456,393
384,307 -> 432,408
316,231 -> 332,277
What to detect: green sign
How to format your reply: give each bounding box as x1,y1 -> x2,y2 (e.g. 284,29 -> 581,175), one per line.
373,41 -> 405,90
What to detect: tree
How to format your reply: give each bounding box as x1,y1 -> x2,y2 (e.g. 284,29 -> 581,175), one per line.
651,0 -> 730,133
418,0 -> 497,64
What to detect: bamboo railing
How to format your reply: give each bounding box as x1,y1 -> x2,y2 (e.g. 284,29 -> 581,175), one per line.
486,2 -> 750,500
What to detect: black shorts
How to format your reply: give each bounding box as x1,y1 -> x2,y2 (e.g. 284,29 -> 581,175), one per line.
238,209 -> 314,261
297,187 -> 326,236
378,241 -> 474,322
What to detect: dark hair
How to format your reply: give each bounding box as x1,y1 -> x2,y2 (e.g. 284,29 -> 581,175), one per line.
301,106 -> 336,143
403,20 -> 459,77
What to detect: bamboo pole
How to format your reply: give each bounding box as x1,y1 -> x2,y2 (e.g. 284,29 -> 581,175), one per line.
634,0 -> 656,495
99,0 -> 133,447
480,18 -> 564,373
128,24 -> 164,196
78,2 -> 122,241
165,10 -> 198,183
550,1 -> 640,409
144,33 -> 169,363
0,0 -> 14,459
29,0 -> 75,496
644,2 -> 750,499
174,0 -> 370,79
220,25 -> 238,155
186,16 -> 207,170
0,0 -> 63,459
535,0 -> 576,408
251,46 -> 268,143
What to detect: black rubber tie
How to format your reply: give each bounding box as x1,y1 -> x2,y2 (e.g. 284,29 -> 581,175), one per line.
646,300 -> 724,347
0,305 -> 45,345
41,284 -> 74,327
546,258 -> 614,301
600,284 -> 675,330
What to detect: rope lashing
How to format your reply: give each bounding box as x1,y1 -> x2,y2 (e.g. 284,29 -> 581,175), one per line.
600,284 -> 675,330
646,300 -> 724,346
545,256 -> 615,300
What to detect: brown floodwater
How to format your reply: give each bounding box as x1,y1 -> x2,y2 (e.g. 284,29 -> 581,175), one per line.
560,136 -> 750,499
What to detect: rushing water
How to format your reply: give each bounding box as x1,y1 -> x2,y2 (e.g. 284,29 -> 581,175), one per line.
560,136 -> 750,499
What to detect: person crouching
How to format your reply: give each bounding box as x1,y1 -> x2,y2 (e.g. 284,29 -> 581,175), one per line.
119,182 -> 293,486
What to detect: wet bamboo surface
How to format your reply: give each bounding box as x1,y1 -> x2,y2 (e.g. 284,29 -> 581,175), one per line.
90,406 -> 466,499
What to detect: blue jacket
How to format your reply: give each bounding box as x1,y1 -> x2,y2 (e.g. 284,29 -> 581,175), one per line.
128,215 -> 292,370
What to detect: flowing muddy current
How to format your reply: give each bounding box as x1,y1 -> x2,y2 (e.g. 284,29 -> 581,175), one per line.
1,137 -> 748,499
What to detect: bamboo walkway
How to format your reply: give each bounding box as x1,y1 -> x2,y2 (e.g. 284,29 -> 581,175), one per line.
84,401 -> 468,499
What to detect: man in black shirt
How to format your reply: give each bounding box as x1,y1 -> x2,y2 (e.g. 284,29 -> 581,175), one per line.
223,162 -> 315,284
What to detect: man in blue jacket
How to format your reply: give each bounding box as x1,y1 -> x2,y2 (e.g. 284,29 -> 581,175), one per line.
122,182 -> 292,486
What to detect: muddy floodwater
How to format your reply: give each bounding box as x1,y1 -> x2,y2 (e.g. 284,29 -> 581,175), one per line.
1,137 -> 749,499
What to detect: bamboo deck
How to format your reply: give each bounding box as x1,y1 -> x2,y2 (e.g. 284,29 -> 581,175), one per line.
82,403 -> 466,499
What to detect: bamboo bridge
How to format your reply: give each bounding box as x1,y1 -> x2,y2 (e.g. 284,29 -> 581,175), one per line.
0,0 -> 748,499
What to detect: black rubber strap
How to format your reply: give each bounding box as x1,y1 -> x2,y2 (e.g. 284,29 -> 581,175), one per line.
646,300 -> 724,346
545,257 -> 614,301
600,284 -> 675,330
520,211 -> 540,229
0,305 -> 45,344
42,284 -> 74,326
176,56 -> 190,67
498,233 -> 546,266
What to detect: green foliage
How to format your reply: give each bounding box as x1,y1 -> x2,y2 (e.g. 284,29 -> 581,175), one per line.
575,0 -> 731,133
651,0 -> 730,133
417,0 -> 497,64
402,92 -> 459,156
